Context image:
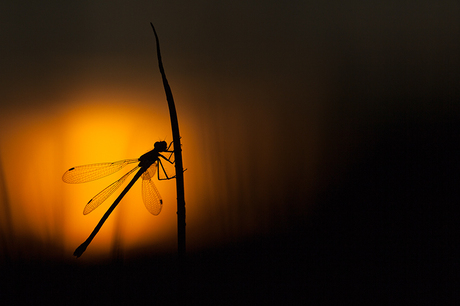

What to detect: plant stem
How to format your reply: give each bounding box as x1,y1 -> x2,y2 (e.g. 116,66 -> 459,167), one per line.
150,23 -> 186,263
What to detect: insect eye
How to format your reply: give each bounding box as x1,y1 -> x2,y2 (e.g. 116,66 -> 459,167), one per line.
154,141 -> 168,151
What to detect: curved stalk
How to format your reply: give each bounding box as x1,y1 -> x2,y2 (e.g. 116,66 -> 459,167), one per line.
150,23 -> 186,261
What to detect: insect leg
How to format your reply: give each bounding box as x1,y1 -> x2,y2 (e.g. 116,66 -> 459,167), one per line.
157,158 -> 176,180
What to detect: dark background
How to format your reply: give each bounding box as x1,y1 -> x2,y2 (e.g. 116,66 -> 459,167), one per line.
1,1 -> 459,304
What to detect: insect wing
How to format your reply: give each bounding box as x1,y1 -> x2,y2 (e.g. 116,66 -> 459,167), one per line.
62,159 -> 138,184
142,163 -> 163,215
83,166 -> 139,215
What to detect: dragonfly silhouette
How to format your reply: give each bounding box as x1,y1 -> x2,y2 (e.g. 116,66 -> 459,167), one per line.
63,141 -> 176,257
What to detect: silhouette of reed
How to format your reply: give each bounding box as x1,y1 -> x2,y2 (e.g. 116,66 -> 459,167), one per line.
63,25 -> 186,261
150,23 -> 186,264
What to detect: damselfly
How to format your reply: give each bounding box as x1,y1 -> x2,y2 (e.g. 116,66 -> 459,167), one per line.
62,141 -> 176,257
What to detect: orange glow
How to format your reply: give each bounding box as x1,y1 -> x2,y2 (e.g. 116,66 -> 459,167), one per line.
0,68 -> 319,262
0,87 -> 203,261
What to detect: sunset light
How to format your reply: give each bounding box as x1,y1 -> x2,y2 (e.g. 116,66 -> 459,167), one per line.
0,93 -> 189,259
1,1 -> 458,304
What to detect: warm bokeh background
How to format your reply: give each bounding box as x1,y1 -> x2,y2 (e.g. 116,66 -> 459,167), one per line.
1,1 -> 459,304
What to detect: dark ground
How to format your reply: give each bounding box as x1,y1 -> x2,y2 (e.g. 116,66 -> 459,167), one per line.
1,116 -> 458,305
